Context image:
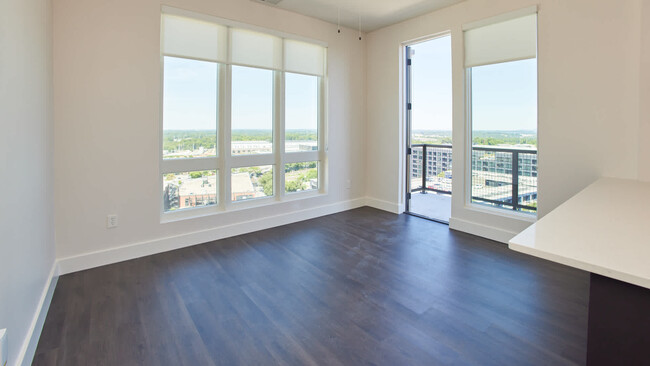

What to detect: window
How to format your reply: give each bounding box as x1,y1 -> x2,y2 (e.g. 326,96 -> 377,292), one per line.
464,9 -> 538,214
285,162 -> 318,193
163,171 -> 218,211
162,57 -> 217,159
160,8 -> 326,216
231,66 -> 273,155
231,166 -> 274,201
285,73 -> 318,152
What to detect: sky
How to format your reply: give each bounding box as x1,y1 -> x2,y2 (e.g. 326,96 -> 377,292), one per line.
410,36 -> 453,131
163,41 -> 537,133
285,72 -> 318,131
163,57 -> 317,131
163,56 -> 217,131
410,35 -> 537,132
471,59 -> 537,131
231,65 -> 273,131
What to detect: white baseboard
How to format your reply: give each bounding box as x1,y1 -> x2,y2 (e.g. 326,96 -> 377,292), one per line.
365,197 -> 402,214
57,198 -> 366,275
363,198 -> 518,244
17,262 -> 59,366
448,217 -> 517,244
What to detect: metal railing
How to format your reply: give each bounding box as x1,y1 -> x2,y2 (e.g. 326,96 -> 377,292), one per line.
410,144 -> 537,213
411,144 -> 453,195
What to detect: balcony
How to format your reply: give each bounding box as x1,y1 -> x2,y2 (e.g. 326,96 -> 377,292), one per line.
409,192 -> 452,222
410,144 -> 537,215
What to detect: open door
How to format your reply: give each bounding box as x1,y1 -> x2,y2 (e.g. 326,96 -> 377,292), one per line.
405,35 -> 453,223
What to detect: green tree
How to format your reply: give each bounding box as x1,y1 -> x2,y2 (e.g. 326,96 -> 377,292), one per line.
306,168 -> 317,180
285,180 -> 301,192
259,172 -> 274,196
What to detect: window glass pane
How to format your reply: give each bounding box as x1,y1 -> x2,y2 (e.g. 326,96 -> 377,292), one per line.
163,170 -> 217,212
470,58 -> 537,213
285,162 -> 318,193
231,65 -> 273,155
163,56 -> 217,159
231,165 -> 273,201
285,73 -> 318,152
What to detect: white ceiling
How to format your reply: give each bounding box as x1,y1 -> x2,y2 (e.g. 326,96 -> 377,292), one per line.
254,0 -> 466,33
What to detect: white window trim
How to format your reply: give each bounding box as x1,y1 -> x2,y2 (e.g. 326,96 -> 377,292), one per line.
159,7 -> 328,221
463,9 -> 539,216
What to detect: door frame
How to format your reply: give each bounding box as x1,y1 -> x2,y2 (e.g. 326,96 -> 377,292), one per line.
402,32 -> 452,225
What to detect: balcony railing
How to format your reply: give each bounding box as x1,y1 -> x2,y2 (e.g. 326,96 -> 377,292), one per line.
410,144 -> 537,213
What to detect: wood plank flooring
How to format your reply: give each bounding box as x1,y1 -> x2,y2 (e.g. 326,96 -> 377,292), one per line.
33,207 -> 589,365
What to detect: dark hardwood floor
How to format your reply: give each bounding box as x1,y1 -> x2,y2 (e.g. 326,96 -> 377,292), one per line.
33,207 -> 589,365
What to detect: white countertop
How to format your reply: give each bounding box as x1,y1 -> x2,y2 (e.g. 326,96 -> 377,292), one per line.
509,177 -> 650,289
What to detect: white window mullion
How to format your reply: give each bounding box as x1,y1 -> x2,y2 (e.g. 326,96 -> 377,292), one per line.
276,71 -> 285,199
223,63 -> 233,209
319,75 -> 327,193
161,157 -> 219,174
230,154 -> 275,168
159,53 -> 166,217
284,152 -> 319,164
464,68 -> 473,208
276,37 -> 285,200
217,63 -> 227,210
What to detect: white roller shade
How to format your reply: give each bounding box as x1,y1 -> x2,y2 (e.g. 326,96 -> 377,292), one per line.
230,28 -> 282,70
464,13 -> 537,68
284,39 -> 326,76
162,14 -> 227,62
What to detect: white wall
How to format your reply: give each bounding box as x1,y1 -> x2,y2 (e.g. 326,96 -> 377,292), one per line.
0,0 -> 55,364
640,0 -> 650,182
366,0 -> 644,242
53,0 -> 367,266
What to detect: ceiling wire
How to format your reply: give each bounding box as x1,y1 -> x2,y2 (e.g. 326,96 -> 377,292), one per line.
337,7 -> 341,34
358,14 -> 362,40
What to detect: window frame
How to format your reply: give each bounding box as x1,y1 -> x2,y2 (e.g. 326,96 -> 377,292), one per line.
463,8 -> 538,216
465,60 -> 539,217
159,7 -> 327,221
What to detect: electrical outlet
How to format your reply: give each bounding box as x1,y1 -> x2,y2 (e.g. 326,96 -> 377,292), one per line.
0,328 -> 7,366
107,214 -> 118,229
346,179 -> 351,189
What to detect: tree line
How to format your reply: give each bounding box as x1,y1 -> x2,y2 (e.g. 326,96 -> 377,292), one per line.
413,130 -> 537,146
163,129 -> 317,152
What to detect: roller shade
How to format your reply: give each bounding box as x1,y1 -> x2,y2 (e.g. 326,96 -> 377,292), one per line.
230,28 -> 282,70
161,8 -> 327,75
284,39 -> 325,76
162,14 -> 227,63
464,13 -> 537,68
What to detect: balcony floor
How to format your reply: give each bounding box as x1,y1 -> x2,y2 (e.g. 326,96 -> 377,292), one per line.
409,191 -> 451,222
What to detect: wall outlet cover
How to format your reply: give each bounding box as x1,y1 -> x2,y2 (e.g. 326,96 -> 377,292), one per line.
107,214 -> 118,229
